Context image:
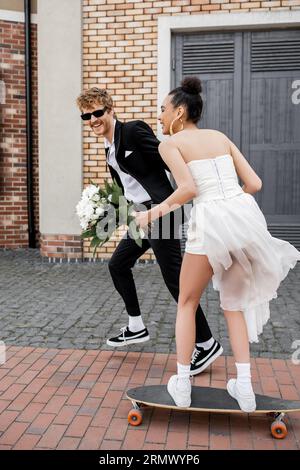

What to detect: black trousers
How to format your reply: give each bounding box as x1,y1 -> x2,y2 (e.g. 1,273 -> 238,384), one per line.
108,204 -> 212,343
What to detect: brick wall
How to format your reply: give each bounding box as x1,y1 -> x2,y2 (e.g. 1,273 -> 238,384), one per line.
81,0 -> 300,261
0,19 -> 39,249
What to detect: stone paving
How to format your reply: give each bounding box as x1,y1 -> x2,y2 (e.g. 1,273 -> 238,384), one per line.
0,248 -> 300,359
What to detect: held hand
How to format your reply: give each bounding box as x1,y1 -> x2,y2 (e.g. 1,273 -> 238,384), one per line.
133,210 -> 153,229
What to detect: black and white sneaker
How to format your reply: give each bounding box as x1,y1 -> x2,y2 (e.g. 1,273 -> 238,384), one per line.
190,339 -> 223,376
106,326 -> 150,347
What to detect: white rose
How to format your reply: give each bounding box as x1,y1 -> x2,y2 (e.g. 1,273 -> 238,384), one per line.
95,207 -> 105,217
92,194 -> 100,202
82,184 -> 99,200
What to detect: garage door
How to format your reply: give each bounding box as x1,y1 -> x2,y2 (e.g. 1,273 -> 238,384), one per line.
172,29 -> 300,249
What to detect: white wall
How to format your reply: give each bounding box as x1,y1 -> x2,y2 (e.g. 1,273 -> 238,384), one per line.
38,0 -> 82,235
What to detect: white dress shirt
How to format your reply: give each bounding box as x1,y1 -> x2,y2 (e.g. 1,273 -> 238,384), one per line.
104,120 -> 151,204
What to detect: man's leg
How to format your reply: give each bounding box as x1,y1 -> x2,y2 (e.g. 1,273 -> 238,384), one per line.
149,236 -> 212,343
149,236 -> 223,374
106,232 -> 151,346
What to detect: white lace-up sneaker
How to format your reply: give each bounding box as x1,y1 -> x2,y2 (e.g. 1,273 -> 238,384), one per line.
167,375 -> 191,408
227,378 -> 256,412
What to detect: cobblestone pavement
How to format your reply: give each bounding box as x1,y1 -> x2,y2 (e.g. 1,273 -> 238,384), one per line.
0,248 -> 299,359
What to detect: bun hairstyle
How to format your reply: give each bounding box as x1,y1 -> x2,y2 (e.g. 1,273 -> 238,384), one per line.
181,76 -> 202,95
169,76 -> 203,124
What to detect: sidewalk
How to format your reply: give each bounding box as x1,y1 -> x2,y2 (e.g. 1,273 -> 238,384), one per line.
0,346 -> 299,450
1,249 -> 300,358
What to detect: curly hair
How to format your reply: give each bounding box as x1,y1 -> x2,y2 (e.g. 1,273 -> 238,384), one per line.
76,87 -> 114,111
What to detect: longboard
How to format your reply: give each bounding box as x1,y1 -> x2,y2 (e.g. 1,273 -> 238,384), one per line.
126,385 -> 300,439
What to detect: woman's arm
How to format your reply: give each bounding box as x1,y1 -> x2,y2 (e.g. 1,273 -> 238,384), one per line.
135,140 -> 197,228
228,139 -> 262,194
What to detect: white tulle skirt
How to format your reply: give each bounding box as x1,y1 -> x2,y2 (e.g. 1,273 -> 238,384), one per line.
185,192 -> 300,342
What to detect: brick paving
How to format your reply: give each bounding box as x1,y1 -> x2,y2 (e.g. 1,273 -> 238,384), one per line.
0,346 -> 300,450
0,249 -> 300,450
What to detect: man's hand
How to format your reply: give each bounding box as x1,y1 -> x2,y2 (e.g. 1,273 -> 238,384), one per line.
133,210 -> 153,229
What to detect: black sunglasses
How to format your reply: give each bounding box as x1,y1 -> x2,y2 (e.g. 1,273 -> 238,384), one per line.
81,107 -> 108,121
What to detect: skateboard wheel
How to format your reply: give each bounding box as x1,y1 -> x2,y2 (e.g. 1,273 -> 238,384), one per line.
128,409 -> 143,426
271,420 -> 287,439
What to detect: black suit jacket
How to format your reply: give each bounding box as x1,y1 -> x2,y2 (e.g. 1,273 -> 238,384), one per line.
105,119 -> 187,230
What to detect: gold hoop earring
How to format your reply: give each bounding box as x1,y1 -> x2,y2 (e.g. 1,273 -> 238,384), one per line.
170,117 -> 184,136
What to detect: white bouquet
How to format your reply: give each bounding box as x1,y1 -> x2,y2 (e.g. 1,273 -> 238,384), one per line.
76,179 -> 145,257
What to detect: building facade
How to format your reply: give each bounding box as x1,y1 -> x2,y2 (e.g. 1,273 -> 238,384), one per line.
1,0 -> 300,261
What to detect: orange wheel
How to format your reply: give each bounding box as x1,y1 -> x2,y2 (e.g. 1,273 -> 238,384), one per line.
128,409 -> 143,426
271,420 -> 288,439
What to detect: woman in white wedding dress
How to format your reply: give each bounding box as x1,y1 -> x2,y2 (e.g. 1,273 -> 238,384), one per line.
135,76 -> 300,412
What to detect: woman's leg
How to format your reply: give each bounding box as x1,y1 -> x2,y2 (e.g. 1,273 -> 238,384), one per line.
223,310 -> 250,363
167,252 -> 213,407
219,260 -> 256,411
176,253 -> 214,366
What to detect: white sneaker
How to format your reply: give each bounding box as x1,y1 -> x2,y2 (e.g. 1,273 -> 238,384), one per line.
227,378 -> 256,413
167,375 -> 191,408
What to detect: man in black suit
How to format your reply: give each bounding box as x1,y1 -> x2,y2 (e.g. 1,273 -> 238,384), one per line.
77,87 -> 223,375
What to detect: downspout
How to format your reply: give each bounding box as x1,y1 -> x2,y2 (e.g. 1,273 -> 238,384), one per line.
24,0 -> 35,248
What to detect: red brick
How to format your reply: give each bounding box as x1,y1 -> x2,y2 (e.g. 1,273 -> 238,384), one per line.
104,418 -> 128,441
7,392 -> 36,411
189,413 -> 209,447
146,419 -> 168,444
0,421 -> 29,446
100,439 -> 122,450
142,442 -> 165,450
32,386 -> 57,403
275,370 -> 294,385
78,427 -> 106,450
66,388 -> 90,406
17,402 -> 45,423
89,381 -> 110,398
101,390 -> 124,408
0,383 -> 26,401
0,400 -> 10,414
51,403 -> 79,425
165,431 -> 188,449
279,384 -> 300,400
16,369 -> 40,385
90,407 -> 115,427
23,378 -> 48,394
86,361 -> 106,376
99,368 -> 118,382
27,413 -> 56,435
0,375 -> 18,393
122,429 -> 147,450
210,434 -> 231,449
56,437 -> 81,450
0,410 -> 19,432
36,424 -> 68,449
65,415 -> 92,438
129,369 -> 148,385
110,375 -> 129,391
13,434 -> 41,450
115,399 -> 131,419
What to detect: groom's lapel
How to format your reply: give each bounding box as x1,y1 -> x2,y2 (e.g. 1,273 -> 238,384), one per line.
114,120 -> 130,175
114,120 -> 123,162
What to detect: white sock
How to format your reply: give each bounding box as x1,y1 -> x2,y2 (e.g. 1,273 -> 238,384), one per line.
177,362 -> 191,389
196,337 -> 214,350
235,362 -> 253,395
129,315 -> 145,333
